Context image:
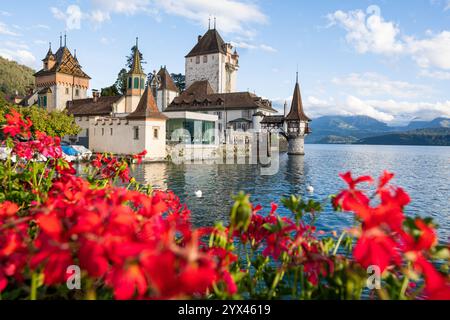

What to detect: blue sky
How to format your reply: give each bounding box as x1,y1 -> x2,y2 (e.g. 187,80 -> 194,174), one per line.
1,0 -> 450,124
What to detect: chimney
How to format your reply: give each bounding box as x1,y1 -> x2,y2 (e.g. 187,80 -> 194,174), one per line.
92,89 -> 100,102
198,35 -> 202,42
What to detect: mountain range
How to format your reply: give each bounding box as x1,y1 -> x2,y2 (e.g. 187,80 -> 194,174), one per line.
306,116 -> 450,146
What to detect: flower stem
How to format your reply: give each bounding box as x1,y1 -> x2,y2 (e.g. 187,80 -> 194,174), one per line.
30,272 -> 38,300
400,275 -> 410,300
332,230 -> 347,255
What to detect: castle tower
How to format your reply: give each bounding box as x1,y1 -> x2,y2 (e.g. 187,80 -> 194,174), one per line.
127,84 -> 168,160
285,73 -> 311,155
125,37 -> 146,113
154,66 -> 179,111
34,34 -> 90,111
185,24 -> 239,93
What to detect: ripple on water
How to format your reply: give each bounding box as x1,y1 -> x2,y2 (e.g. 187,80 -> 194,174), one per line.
129,144 -> 450,241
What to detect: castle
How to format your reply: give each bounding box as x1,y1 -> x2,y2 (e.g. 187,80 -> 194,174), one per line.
24,26 -> 311,159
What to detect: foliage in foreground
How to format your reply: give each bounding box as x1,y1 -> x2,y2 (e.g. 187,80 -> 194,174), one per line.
0,108 -> 449,300
0,104 -> 80,138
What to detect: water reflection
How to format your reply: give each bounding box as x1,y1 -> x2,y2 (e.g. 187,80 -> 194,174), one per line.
140,162 -> 168,190
130,145 -> 450,241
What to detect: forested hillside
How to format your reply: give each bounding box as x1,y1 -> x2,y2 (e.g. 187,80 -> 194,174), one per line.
0,56 -> 35,96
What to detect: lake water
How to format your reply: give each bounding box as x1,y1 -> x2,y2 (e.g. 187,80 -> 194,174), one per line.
129,144 -> 450,241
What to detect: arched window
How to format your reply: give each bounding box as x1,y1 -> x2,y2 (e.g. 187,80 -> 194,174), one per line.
140,78 -> 145,89
128,77 -> 132,89
134,77 -> 139,89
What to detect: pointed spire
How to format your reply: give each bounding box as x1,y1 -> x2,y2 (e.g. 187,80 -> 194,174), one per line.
59,33 -> 62,47
64,32 -> 67,47
43,41 -> 54,61
208,17 -> 211,30
127,84 -> 167,120
129,37 -> 144,75
285,73 -> 311,122
214,16 -> 217,29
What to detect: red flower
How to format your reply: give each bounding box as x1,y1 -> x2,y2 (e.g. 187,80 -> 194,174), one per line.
3,110 -> 32,138
353,228 -> 401,273
0,201 -> 28,293
108,263 -> 148,300
334,172 -> 372,212
133,150 -> 147,164
414,257 -> 450,300
0,201 -> 19,217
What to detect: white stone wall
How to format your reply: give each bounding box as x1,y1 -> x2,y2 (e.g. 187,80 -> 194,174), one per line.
125,95 -> 142,113
186,53 -> 221,93
287,136 -> 305,155
54,85 -> 87,111
74,116 -> 91,137
88,118 -> 166,160
111,97 -> 127,114
156,89 -> 178,111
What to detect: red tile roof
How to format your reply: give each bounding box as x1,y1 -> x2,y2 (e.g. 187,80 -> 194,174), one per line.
34,46 -> 91,79
157,67 -> 179,92
166,80 -> 277,113
285,81 -> 311,122
185,29 -> 226,58
127,86 -> 167,120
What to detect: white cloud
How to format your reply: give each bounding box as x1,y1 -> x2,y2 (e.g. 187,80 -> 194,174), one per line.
231,41 -> 277,53
153,0 -> 267,36
33,40 -> 48,46
91,10 -> 111,25
446,0 -> 450,10
0,11 -> 11,17
90,0 -> 267,37
327,6 -> 403,55
328,5 -> 450,71
51,5 -> 83,30
0,48 -> 36,68
34,24 -> 50,29
100,37 -> 115,45
0,21 -> 20,36
303,94 -> 450,123
91,0 -> 151,15
405,31 -> 450,69
4,41 -> 29,50
259,44 -> 277,53
332,72 -> 433,99
365,98 -> 450,121
419,69 -> 450,80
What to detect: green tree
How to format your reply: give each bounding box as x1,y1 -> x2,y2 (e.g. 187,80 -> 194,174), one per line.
115,68 -> 128,95
0,104 -> 80,137
101,85 -> 120,97
171,73 -> 186,92
126,45 -> 145,69
0,56 -> 35,96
